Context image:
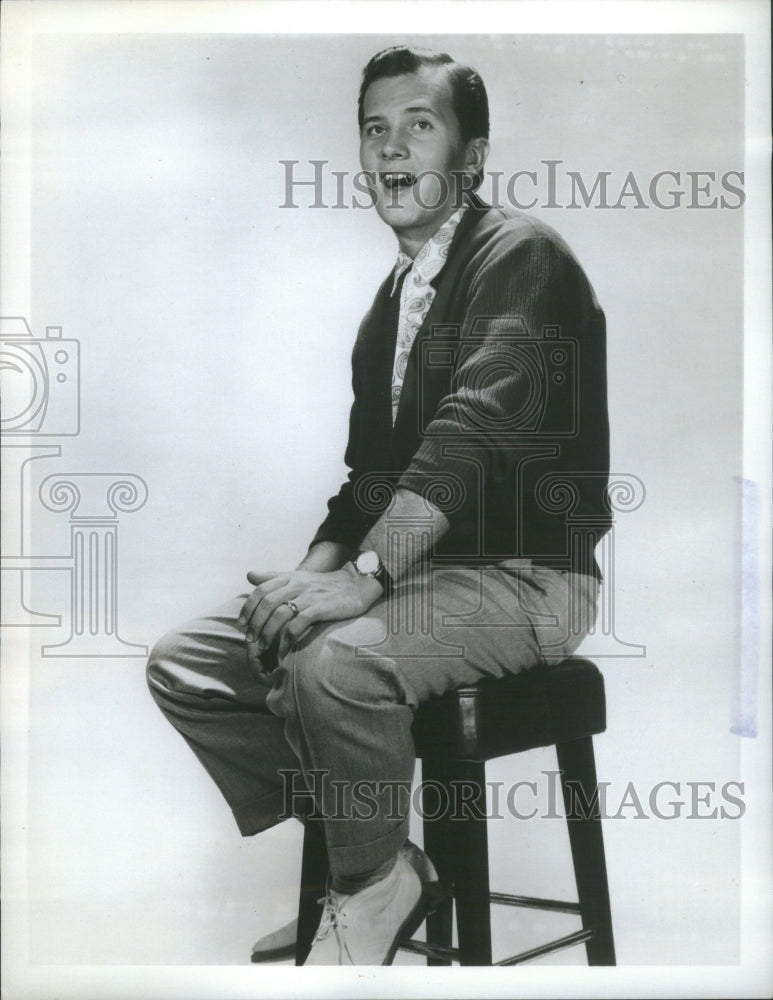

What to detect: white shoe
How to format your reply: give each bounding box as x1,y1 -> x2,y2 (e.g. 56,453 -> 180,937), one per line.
250,840 -> 438,963
304,853 -> 423,966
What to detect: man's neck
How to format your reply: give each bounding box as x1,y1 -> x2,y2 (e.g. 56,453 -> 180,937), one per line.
393,202 -> 463,259
395,232 -> 434,260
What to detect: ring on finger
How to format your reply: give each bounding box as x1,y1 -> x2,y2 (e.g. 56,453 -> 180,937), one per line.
283,600 -> 300,619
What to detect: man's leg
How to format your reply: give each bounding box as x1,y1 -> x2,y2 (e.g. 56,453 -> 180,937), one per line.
266,561 -> 598,964
146,596 -> 301,836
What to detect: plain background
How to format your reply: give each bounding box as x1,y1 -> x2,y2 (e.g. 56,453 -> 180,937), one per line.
2,8 -> 770,997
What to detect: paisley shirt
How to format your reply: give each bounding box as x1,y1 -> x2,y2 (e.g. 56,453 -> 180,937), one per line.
389,203 -> 469,423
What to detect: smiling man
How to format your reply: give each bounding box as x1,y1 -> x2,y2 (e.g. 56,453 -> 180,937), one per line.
147,46 -> 611,966
359,61 -> 487,254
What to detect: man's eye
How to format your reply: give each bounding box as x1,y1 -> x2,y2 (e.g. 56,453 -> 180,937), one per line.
412,120 -> 432,131
365,124 -> 385,136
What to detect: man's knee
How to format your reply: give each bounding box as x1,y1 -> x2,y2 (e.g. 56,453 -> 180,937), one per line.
266,627 -> 341,719
145,626 -> 188,701
268,625 -> 404,720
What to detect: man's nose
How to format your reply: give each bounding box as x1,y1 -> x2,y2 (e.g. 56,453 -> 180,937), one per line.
380,131 -> 409,159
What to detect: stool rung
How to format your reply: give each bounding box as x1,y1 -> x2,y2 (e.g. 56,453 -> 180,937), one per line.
399,938 -> 460,962
490,891 -> 582,915
495,928 -> 594,966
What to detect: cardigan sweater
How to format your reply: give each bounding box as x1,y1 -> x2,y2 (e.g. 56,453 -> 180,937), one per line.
311,195 -> 611,580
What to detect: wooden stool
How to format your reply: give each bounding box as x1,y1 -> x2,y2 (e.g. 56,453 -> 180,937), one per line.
296,657 -> 615,966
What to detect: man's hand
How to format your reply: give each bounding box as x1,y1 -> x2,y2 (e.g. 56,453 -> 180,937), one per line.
239,564 -> 383,670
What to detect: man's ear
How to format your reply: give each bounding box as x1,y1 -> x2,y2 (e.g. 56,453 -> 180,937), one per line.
465,137 -> 490,178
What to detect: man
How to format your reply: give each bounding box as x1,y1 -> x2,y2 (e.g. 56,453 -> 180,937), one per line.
147,45 -> 610,966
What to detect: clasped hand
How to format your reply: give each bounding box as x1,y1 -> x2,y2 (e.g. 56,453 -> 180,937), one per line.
239,565 -> 384,672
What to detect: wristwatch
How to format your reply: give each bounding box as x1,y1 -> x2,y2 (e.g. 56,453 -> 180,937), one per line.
350,549 -> 393,596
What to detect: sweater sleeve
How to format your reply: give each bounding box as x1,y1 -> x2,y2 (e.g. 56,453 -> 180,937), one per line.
308,339 -> 377,551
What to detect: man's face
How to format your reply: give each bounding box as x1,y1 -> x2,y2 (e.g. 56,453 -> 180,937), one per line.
359,67 -> 476,254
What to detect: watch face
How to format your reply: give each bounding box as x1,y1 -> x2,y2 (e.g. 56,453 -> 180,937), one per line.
356,550 -> 381,575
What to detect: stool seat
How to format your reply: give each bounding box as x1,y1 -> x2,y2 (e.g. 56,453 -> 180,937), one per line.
412,657 -> 606,761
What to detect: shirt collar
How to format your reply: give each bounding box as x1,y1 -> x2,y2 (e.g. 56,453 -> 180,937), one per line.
391,201 -> 469,295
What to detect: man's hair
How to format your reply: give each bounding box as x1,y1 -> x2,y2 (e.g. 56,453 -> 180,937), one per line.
357,46 -> 490,144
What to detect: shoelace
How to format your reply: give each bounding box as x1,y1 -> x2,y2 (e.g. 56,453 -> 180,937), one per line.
313,893 -> 355,963
312,894 -> 338,942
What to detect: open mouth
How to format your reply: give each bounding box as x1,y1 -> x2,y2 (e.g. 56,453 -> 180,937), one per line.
380,172 -> 416,190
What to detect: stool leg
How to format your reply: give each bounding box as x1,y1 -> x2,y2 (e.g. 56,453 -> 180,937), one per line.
556,736 -> 616,965
421,758 -> 454,965
295,818 -> 328,966
446,759 -> 492,965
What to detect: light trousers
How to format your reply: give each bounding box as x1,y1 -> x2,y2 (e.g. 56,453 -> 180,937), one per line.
146,560 -> 599,878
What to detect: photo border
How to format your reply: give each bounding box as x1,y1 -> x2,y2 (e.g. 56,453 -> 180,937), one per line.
1,2 -> 770,998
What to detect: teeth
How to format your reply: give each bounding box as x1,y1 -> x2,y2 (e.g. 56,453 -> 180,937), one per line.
381,172 -> 414,188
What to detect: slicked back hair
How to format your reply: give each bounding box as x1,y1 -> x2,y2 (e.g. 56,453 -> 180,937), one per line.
357,46 -> 490,145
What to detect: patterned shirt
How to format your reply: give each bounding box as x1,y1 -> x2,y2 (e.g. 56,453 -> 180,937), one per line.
389,203 -> 468,422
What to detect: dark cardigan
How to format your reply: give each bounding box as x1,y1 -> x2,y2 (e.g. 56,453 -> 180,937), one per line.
311,196 -> 611,579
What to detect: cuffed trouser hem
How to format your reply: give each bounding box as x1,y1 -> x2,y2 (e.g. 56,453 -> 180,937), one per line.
231,789 -> 289,838
325,817 -> 410,877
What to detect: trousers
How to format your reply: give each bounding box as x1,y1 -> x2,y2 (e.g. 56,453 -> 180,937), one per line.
146,560 -> 599,878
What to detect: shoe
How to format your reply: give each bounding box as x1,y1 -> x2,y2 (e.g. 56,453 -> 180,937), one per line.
304,853 -> 425,965
401,839 -> 439,887
250,839 -> 438,963
249,917 -> 297,963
